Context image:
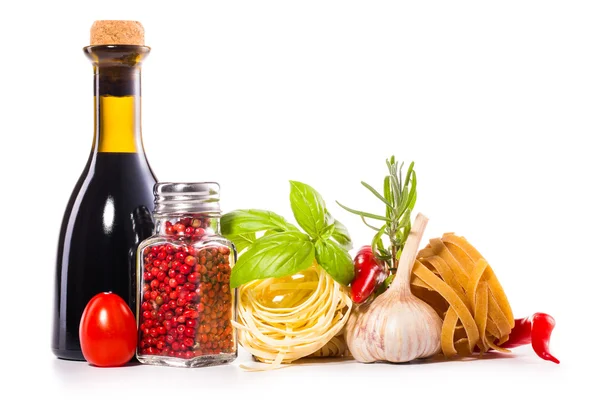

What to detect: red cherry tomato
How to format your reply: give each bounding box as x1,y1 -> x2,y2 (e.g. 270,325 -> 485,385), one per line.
79,292 -> 137,367
349,245 -> 386,303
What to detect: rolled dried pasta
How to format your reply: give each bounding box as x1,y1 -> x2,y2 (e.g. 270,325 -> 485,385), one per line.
233,263 -> 352,367
411,233 -> 514,357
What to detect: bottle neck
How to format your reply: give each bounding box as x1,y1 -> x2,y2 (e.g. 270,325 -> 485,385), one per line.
85,45 -> 149,154
93,71 -> 142,153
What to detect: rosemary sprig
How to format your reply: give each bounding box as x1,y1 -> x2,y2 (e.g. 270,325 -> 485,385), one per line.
337,156 -> 417,273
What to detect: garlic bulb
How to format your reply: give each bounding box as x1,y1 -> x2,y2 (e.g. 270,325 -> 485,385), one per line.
344,213 -> 442,363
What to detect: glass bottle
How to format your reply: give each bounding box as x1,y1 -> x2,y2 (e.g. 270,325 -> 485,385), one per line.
52,43 -> 157,360
136,183 -> 237,367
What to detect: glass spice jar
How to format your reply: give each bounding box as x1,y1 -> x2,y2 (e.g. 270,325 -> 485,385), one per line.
136,182 -> 237,367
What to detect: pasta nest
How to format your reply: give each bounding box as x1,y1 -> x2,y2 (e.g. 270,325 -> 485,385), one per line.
233,263 -> 352,366
411,233 -> 515,357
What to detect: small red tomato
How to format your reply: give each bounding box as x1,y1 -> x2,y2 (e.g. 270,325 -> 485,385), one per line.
79,292 -> 137,367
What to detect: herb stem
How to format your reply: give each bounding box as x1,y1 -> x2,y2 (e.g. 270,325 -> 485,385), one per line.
338,156 -> 417,279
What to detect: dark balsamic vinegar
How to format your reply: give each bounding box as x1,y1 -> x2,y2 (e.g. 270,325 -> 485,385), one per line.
52,43 -> 156,360
53,153 -> 155,360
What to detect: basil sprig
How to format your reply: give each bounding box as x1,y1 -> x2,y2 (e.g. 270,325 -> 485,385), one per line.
222,181 -> 354,288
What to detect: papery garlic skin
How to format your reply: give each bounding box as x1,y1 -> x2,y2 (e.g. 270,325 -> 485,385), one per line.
345,291 -> 442,363
344,213 -> 443,363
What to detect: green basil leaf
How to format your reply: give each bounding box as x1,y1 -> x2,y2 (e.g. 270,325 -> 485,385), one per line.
230,233 -> 256,253
230,232 -> 315,288
331,219 -> 353,250
320,223 -> 336,240
315,239 -> 354,285
289,181 -> 328,238
222,209 -> 298,237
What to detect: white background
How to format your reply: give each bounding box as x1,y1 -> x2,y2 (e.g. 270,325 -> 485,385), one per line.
0,0 -> 597,398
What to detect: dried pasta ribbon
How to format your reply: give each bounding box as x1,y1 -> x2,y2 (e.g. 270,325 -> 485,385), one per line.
429,239 -> 470,285
411,276 -> 432,289
441,234 -> 514,325
467,259 -> 489,309
474,282 -> 489,352
423,256 -> 466,303
413,261 -> 480,351
487,294 -> 512,335
486,317 -> 501,338
454,338 -> 472,357
441,308 -> 460,356
412,233 -> 515,358
482,268 -> 514,327
311,333 -> 349,358
497,335 -> 510,346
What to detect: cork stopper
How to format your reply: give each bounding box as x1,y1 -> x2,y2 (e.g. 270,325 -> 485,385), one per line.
90,20 -> 145,46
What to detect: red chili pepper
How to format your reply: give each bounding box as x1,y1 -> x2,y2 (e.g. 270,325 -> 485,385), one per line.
503,313 -> 560,364
349,246 -> 386,303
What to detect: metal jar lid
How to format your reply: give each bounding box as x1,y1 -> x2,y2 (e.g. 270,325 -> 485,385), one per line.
153,182 -> 221,216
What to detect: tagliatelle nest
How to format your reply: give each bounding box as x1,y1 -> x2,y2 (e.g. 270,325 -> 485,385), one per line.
310,333 -> 349,358
232,263 -> 352,369
411,233 -> 515,357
